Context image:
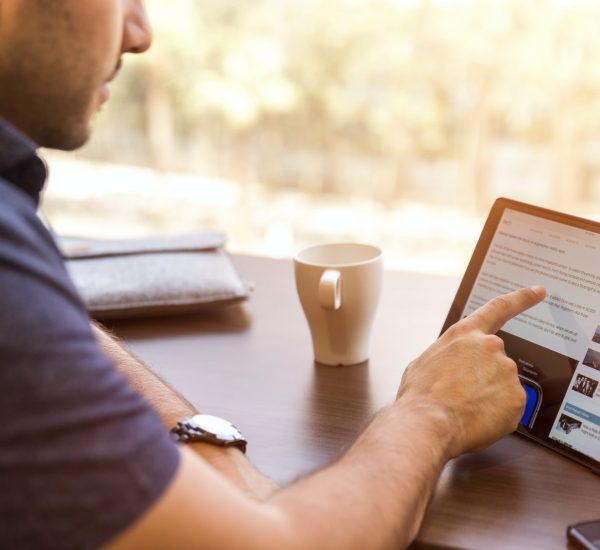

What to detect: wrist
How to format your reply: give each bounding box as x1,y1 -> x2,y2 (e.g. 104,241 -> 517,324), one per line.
190,441 -> 245,467
390,398 -> 457,462
188,443 -> 278,500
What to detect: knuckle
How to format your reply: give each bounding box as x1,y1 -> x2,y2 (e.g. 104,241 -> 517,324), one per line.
516,384 -> 527,407
401,358 -> 421,381
489,295 -> 511,315
443,324 -> 459,339
483,334 -> 504,352
453,318 -> 475,336
512,385 -> 527,428
522,286 -> 541,303
509,414 -> 521,433
444,322 -> 464,340
403,359 -> 417,376
502,357 -> 519,374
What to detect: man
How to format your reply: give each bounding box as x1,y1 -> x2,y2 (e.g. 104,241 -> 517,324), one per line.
0,1 -> 546,548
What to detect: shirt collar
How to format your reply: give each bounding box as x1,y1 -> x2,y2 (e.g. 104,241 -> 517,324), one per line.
0,117 -> 47,205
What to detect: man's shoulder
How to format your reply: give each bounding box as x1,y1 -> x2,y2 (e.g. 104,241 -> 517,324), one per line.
0,174 -> 89,343
0,178 -> 180,550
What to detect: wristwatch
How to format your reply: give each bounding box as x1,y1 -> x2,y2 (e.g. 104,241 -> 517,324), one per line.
170,414 -> 247,453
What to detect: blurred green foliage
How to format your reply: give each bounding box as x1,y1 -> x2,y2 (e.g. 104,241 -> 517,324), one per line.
84,0 -> 600,210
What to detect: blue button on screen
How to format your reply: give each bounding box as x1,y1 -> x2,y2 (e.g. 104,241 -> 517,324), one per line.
521,384 -> 539,426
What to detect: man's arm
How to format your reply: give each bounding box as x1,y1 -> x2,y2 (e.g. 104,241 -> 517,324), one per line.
107,286 -> 545,549
91,323 -> 196,428
109,402 -> 452,550
91,323 -> 277,501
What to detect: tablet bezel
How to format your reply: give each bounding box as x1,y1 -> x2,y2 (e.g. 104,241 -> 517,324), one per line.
440,197 -> 600,475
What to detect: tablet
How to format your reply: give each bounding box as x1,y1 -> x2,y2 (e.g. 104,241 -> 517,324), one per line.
441,198 -> 600,474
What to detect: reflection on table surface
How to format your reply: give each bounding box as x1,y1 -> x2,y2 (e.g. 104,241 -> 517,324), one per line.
110,255 -> 599,550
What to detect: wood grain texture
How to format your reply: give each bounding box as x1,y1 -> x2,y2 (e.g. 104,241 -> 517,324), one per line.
109,255 -> 598,550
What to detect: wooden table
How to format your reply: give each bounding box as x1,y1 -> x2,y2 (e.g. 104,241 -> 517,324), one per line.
110,255 -> 599,550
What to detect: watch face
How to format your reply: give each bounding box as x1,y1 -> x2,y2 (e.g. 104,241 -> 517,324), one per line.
191,414 -> 241,437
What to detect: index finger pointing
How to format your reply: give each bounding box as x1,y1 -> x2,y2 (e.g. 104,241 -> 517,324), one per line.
468,286 -> 546,334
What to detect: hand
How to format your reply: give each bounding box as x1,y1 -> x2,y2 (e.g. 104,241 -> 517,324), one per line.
396,286 -> 546,459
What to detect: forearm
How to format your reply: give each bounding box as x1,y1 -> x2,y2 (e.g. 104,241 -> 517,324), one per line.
111,399 -> 454,550
91,322 -> 196,428
269,402 -> 452,549
91,322 -> 277,500
108,287 -> 543,549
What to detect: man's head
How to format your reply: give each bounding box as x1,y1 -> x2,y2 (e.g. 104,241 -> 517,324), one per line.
0,0 -> 151,150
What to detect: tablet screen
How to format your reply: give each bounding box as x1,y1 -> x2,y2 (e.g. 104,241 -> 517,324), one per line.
448,200 -> 600,471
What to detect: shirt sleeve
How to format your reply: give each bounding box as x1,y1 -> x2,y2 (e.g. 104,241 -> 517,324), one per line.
0,182 -> 180,549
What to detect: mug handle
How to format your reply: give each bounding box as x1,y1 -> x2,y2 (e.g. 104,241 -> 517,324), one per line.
319,270 -> 342,310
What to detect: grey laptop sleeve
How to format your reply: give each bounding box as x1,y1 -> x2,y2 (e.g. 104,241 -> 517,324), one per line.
58,232 -> 250,320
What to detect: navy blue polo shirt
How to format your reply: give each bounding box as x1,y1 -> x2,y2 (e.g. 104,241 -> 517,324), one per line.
0,119 -> 179,549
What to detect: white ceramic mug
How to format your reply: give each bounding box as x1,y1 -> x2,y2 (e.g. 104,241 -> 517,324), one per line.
294,243 -> 383,366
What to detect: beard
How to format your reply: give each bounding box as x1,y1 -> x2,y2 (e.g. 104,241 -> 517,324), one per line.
0,58 -> 98,151
0,5 -> 104,151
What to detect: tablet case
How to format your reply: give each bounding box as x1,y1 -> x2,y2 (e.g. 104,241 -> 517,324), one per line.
58,232 -> 250,320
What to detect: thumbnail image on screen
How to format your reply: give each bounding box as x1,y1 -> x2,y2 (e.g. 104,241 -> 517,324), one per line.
582,348 -> 600,372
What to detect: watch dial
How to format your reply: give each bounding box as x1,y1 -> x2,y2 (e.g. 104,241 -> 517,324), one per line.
192,414 -> 240,436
